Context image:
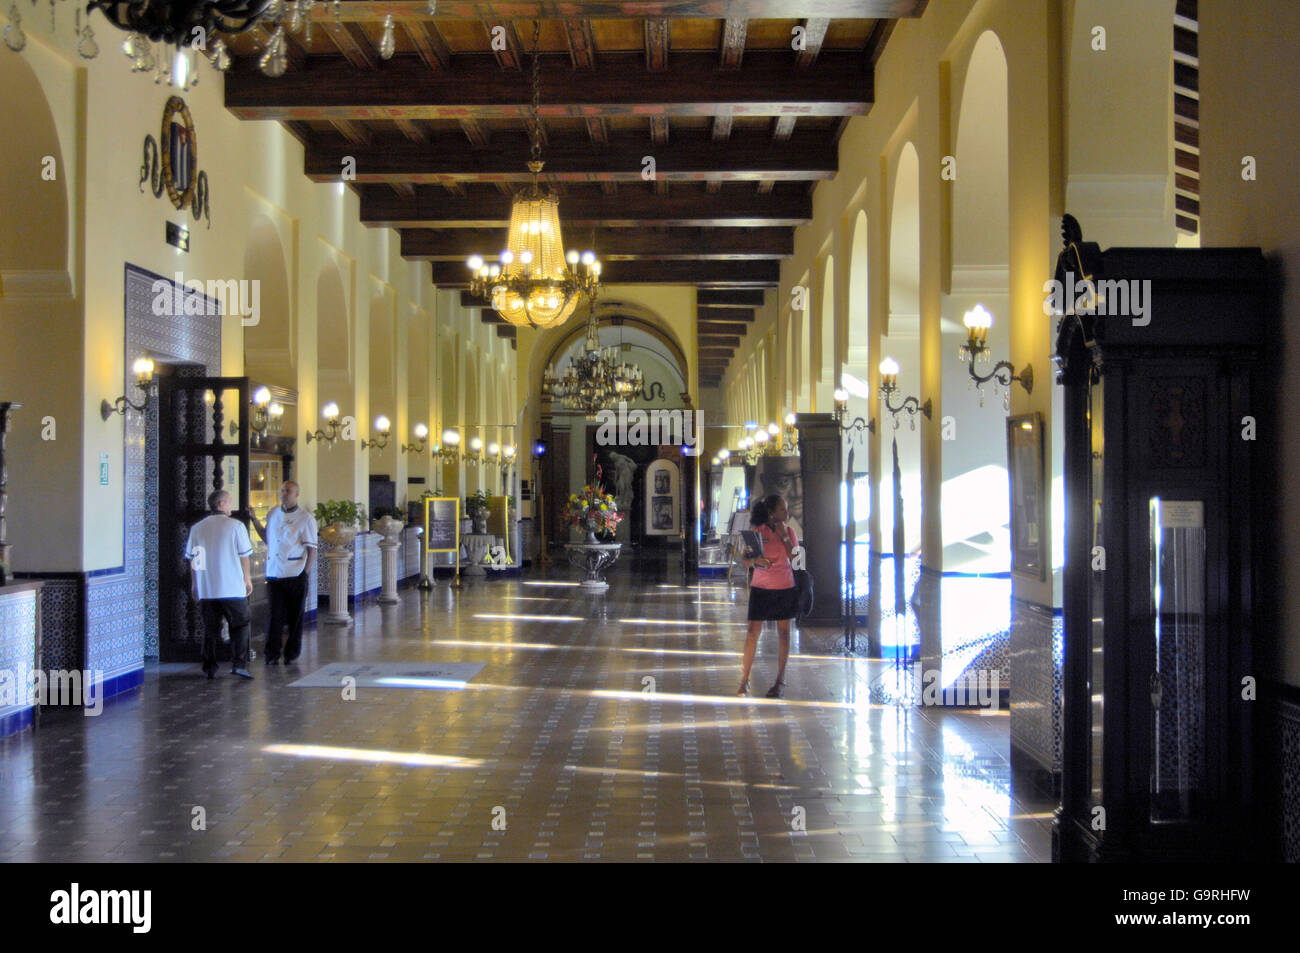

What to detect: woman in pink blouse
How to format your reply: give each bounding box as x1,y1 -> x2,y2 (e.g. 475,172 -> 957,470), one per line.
737,494 -> 798,697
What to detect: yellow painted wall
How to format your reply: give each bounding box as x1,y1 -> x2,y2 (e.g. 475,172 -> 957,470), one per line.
1198,0 -> 1300,687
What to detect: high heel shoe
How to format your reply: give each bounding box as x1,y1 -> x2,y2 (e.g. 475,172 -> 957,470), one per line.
765,680 -> 785,698
737,682 -> 749,696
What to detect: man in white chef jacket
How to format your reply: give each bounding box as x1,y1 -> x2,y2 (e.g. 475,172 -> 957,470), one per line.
250,480 -> 318,665
187,489 -> 255,680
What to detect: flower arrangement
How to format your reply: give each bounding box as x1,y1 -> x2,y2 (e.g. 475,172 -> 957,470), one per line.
563,465 -> 625,540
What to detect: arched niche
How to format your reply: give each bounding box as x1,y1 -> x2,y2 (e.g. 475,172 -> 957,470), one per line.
0,52 -> 67,274
883,141 -> 922,557
944,29 -> 1012,573
817,254 -> 836,411
242,214 -> 293,387
368,288 -> 394,423
316,262 -> 350,380
531,301 -> 690,405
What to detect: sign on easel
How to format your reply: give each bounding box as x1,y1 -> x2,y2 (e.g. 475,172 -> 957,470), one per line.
423,496 -> 461,578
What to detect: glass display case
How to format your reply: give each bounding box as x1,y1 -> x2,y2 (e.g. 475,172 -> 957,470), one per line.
249,453 -> 284,522
1053,228 -> 1263,862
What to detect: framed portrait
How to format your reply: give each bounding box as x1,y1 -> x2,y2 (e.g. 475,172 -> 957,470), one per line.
1006,412 -> 1046,579
644,459 -> 679,535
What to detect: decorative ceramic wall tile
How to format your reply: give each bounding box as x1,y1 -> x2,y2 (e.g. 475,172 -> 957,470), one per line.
37,578 -> 81,672
0,589 -> 39,725
1279,695 -> 1300,862
1009,599 -> 1063,772
86,265 -> 221,689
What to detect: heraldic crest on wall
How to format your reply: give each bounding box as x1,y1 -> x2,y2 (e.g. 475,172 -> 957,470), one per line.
140,96 -> 211,228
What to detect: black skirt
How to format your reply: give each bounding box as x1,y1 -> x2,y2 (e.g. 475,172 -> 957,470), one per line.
747,585 -> 798,621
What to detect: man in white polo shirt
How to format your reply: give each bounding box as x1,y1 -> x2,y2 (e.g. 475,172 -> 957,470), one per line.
187,489 -> 255,680
250,480 -> 318,665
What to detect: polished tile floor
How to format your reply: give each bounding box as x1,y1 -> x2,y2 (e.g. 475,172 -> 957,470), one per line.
0,559 -> 1054,862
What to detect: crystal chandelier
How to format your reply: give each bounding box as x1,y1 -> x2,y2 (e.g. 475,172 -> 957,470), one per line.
6,1 -> 338,82
466,21 -> 600,330
542,312 -> 643,414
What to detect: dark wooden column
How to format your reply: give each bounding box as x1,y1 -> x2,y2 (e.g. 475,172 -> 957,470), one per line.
796,413 -> 843,625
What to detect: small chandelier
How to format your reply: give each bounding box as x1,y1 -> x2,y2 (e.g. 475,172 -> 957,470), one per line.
63,1 -> 328,82
466,21 -> 599,330
542,312 -> 643,414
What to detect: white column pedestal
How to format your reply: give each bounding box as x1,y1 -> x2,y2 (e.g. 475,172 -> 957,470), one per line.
323,548 -> 353,625
378,536 -> 401,604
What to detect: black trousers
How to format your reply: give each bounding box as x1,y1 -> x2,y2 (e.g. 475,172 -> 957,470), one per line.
201,598 -> 251,673
265,573 -> 309,662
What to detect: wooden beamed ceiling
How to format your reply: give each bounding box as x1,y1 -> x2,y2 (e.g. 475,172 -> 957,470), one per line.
221,2 -> 922,372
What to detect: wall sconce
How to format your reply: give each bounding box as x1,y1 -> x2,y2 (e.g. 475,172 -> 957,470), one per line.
101,357 -> 155,420
360,415 -> 392,451
833,390 -> 875,439
775,412 -> 801,453
959,304 -> 1033,409
465,435 -> 484,466
499,444 -> 517,481
437,429 -> 462,464
879,357 -> 932,430
306,401 -> 342,444
400,423 -> 429,455
231,386 -> 284,437
532,438 -> 547,458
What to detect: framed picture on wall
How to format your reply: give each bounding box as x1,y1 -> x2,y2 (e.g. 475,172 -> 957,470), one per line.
1006,412 -> 1047,579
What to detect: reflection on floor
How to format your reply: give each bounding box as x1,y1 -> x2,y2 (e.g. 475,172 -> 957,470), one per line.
0,561 -> 1054,862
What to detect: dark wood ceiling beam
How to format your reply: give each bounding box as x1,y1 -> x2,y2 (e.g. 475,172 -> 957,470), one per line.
696,321 -> 750,335
697,306 -> 755,321
406,20 -> 452,70
225,53 -> 872,120
401,227 -> 794,260
484,19 -> 525,70
795,18 -> 831,68
394,117 -> 427,143
699,336 -> 742,348
712,111 -> 733,142
362,187 -> 812,228
430,259 -> 780,288
318,20 -> 377,70
601,181 -> 618,196
305,130 -> 837,183
645,19 -> 670,71
460,119 -> 491,147
720,18 -> 748,68
586,117 -> 610,144
650,115 -> 670,145
698,289 -> 764,306
306,2 -> 927,20
496,325 -> 518,339
565,18 -> 598,70
330,118 -> 372,146
864,17 -> 899,68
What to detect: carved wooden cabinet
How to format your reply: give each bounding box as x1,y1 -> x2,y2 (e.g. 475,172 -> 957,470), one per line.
1053,241 -> 1264,862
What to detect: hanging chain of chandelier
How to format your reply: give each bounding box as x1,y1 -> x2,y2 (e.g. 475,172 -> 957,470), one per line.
2,2 -> 441,85
542,312 -> 644,415
466,20 -> 601,331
